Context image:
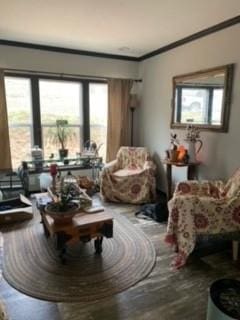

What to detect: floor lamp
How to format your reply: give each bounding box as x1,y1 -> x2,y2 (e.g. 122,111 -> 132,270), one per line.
129,83 -> 139,146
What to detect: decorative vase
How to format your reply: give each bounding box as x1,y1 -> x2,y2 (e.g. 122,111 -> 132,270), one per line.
169,149 -> 179,162
187,140 -> 203,162
45,202 -> 80,225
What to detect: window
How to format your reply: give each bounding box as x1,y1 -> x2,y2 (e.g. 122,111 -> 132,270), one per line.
4,77 -> 33,168
4,74 -> 108,168
176,86 -> 224,125
89,83 -> 108,161
180,88 -> 209,124
39,80 -> 83,158
212,89 -> 223,125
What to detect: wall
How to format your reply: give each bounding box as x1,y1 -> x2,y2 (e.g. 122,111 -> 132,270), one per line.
1,24 -> 240,192
138,24 -> 240,191
0,45 -> 138,79
0,44 -> 138,180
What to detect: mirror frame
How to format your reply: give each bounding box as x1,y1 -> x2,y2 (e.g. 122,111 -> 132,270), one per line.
171,64 -> 234,132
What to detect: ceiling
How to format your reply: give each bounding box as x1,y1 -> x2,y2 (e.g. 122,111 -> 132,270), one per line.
0,0 -> 239,57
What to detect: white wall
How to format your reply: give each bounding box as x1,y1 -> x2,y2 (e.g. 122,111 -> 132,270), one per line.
138,24 -> 240,191
1,24 -> 240,193
0,45 -> 138,79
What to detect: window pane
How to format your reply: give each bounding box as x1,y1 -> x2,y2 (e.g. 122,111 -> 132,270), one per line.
4,77 -> 33,168
39,80 -> 83,157
39,80 -> 83,125
180,88 -> 209,124
89,83 -> 108,161
211,89 -> 223,125
4,77 -> 32,125
8,127 -> 32,168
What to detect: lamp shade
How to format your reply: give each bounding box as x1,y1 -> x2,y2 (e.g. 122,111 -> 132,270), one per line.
129,94 -> 138,109
130,81 -> 139,95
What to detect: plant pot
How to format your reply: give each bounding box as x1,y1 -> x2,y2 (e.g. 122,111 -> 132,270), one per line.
169,149 -> 179,162
45,202 -> 80,225
59,149 -> 68,159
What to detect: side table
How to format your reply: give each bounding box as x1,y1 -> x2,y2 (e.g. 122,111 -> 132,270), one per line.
163,160 -> 201,200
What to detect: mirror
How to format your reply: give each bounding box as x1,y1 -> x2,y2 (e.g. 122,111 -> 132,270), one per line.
171,64 -> 234,132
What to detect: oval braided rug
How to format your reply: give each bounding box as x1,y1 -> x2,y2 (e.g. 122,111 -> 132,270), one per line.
3,212 -> 156,302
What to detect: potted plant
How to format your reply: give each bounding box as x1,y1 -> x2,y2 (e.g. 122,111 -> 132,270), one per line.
45,183 -> 80,224
50,120 -> 75,159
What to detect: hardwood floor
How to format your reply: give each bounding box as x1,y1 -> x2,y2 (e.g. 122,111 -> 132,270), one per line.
0,202 -> 240,320
0,279 -> 60,320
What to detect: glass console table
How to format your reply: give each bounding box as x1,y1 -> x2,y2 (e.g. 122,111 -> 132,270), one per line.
18,156 -> 103,195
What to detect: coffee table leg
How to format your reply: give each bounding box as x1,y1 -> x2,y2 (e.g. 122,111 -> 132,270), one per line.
42,222 -> 50,238
94,236 -> 103,254
55,232 -> 69,264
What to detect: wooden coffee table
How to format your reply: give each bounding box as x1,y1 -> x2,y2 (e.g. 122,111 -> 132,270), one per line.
40,209 -> 113,263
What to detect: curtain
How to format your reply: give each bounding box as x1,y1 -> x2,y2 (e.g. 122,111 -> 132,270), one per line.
106,79 -> 132,162
0,70 -> 12,171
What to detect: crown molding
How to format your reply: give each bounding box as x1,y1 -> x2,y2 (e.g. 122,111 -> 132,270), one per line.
0,15 -> 239,62
0,39 -> 140,62
140,15 -> 240,61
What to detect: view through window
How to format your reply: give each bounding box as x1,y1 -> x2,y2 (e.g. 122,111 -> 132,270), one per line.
4,75 -> 108,168
4,77 -> 33,169
39,80 -> 83,159
89,83 -> 108,161
177,87 -> 223,125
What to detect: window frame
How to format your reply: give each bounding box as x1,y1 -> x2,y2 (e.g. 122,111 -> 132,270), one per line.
4,72 -> 107,161
175,85 -> 224,125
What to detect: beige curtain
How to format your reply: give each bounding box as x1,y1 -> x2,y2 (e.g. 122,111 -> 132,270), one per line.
0,70 -> 12,171
106,79 -> 132,162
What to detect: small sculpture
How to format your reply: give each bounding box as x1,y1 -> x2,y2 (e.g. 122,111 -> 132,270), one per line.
166,133 -> 180,162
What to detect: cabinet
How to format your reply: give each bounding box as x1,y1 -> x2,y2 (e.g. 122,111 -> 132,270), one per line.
163,160 -> 201,200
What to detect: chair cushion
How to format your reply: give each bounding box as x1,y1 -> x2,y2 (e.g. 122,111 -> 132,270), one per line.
117,147 -> 150,169
101,146 -> 156,204
113,168 -> 144,177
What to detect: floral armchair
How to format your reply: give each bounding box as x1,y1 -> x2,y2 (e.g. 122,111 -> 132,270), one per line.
100,147 -> 156,204
165,168 -> 240,269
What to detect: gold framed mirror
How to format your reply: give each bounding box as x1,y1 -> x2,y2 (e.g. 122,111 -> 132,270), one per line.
171,64 -> 234,132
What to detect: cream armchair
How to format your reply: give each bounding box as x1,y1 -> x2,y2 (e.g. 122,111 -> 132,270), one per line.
100,147 -> 156,204
165,168 -> 240,269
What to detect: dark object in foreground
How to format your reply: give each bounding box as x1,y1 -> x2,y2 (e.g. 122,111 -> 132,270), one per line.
207,279 -> 240,320
0,195 -> 33,224
135,191 -> 168,223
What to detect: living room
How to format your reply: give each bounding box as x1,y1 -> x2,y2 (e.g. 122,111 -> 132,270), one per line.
0,1 -> 240,320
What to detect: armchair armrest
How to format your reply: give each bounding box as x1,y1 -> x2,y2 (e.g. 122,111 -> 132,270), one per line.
102,160 -> 119,174
143,160 -> 156,172
174,180 -> 225,198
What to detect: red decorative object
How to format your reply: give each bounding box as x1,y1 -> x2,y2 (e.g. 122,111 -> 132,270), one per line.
177,145 -> 187,162
49,164 -> 58,193
50,164 -> 58,177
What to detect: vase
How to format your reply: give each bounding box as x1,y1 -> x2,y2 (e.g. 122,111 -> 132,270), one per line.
187,140 -> 203,163
59,149 -> 68,159
169,149 -> 179,162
